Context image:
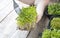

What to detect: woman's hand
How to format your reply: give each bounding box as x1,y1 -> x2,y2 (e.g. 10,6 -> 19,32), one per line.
18,0 -> 50,23
36,0 -> 50,23
19,0 -> 35,5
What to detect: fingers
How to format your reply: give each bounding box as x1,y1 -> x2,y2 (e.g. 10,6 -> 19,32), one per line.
44,0 -> 50,6
36,5 -> 44,23
36,0 -> 50,23
36,15 -> 42,23
36,1 -> 45,23
19,0 -> 34,5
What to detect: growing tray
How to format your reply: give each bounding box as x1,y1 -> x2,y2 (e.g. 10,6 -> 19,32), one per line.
45,2 -> 60,16
45,5 -> 60,19
39,5 -> 60,38
39,17 -> 60,38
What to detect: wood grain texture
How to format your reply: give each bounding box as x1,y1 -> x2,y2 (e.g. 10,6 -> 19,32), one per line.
27,15 -> 50,38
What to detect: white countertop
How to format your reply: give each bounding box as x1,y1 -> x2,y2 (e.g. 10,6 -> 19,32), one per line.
0,0 -> 29,38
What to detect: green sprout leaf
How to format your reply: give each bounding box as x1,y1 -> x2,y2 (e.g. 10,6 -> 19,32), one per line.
42,29 -> 60,38
42,29 -> 51,38
48,3 -> 60,15
51,17 -> 60,30
16,6 -> 37,30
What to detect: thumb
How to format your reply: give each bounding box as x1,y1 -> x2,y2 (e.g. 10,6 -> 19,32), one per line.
36,0 -> 50,23
36,3 -> 44,23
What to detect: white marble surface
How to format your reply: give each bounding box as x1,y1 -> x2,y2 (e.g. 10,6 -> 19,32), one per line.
0,10 -> 29,38
0,0 -> 29,38
0,0 -> 14,22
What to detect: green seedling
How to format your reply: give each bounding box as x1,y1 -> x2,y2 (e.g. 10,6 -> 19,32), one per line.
48,3 -> 60,15
42,29 -> 60,38
16,6 -> 37,30
51,17 -> 60,30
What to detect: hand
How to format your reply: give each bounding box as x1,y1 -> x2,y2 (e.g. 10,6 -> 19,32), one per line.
36,0 -> 50,23
18,0 -> 50,23
19,0 -> 35,5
